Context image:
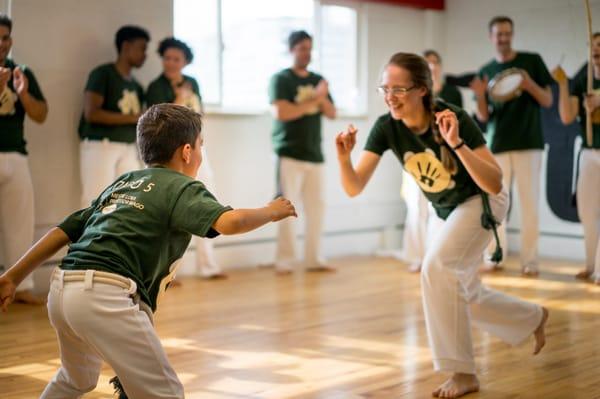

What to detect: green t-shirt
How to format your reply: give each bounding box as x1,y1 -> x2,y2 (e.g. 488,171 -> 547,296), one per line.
58,167 -> 232,311
269,68 -> 333,163
437,83 -> 463,108
364,101 -> 487,220
146,74 -> 202,112
569,65 -> 600,149
479,52 -> 553,153
0,59 -> 46,154
78,63 -> 144,143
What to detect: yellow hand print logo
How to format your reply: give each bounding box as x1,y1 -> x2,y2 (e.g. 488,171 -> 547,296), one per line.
403,149 -> 455,193
295,84 -> 319,115
0,85 -> 17,116
118,89 -> 141,115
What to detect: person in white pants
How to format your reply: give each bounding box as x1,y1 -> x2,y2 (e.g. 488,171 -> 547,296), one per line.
553,34 -> 600,283
0,14 -> 48,305
336,52 -> 548,399
269,30 -> 336,274
78,26 -> 149,208
471,16 -> 553,276
0,104 -> 297,398
146,37 -> 226,279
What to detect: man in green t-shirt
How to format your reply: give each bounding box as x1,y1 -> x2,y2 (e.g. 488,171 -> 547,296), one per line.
0,103 -> 296,398
471,16 -> 553,276
553,33 -> 600,284
78,26 -> 148,208
269,30 -> 336,274
0,14 -> 48,305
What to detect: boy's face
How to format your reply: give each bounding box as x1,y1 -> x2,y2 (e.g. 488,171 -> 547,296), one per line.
123,38 -> 148,68
0,25 -> 12,63
183,135 -> 203,178
291,39 -> 312,69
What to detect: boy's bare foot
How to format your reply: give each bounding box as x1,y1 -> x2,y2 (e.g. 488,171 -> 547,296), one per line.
14,290 -> 46,305
521,266 -> 539,277
276,269 -> 293,276
575,269 -> 592,280
306,264 -> 336,273
533,307 -> 549,355
408,262 -> 421,273
432,373 -> 479,398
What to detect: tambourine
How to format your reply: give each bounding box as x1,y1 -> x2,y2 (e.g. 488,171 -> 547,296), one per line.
487,68 -> 525,103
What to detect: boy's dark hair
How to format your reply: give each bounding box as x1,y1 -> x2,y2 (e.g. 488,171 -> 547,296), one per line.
158,37 -> 194,63
115,25 -> 150,53
423,49 -> 442,64
137,104 -> 202,165
488,16 -> 513,33
288,30 -> 312,51
0,14 -> 12,34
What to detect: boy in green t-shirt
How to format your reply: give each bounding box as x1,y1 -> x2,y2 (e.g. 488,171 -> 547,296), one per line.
470,16 -> 553,276
0,14 -> 48,305
0,104 -> 296,398
78,26 -> 149,208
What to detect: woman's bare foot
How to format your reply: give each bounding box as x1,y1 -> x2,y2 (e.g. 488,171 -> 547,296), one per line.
432,373 -> 479,398
533,307 -> 549,355
14,290 -> 46,305
521,266 -> 539,278
575,269 -> 592,280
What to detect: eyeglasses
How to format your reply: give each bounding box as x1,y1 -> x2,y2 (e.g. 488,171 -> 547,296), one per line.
377,85 -> 416,97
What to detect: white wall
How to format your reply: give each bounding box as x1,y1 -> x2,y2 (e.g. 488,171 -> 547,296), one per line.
443,0 -> 599,261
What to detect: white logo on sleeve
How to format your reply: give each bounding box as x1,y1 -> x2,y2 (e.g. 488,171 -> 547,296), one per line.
118,89 -> 141,115
0,85 -> 17,116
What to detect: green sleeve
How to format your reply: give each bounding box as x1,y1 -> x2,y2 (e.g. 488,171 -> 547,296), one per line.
57,206 -> 95,243
458,109 -> 486,149
146,81 -> 168,106
84,66 -> 108,96
23,67 -> 45,102
364,116 -> 390,155
170,182 -> 233,238
137,83 -> 145,107
533,54 -> 553,88
269,74 -> 289,103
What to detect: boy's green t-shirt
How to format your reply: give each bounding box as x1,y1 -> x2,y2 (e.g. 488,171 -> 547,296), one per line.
569,66 -> 600,149
146,74 -> 202,112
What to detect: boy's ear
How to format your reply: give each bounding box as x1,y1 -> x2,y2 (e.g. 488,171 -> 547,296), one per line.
182,144 -> 192,164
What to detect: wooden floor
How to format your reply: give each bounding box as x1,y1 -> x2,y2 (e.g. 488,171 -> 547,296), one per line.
2,256 -> 600,399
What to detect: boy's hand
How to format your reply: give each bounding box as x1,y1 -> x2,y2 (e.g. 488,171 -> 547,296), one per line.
0,275 -> 17,313
267,197 -> 297,222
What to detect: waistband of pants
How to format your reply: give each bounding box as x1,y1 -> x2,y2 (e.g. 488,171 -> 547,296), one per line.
52,268 -> 137,295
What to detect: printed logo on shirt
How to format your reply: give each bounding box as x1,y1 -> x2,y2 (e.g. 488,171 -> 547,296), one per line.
183,93 -> 202,113
118,89 -> 141,115
0,85 -> 17,116
294,84 -> 319,115
403,149 -> 456,193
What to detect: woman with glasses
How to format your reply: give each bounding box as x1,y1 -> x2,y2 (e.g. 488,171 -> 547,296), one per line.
146,37 -> 226,280
335,52 -> 548,399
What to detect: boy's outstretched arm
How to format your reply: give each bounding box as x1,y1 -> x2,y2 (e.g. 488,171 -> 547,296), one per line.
213,197 -> 297,235
0,227 -> 71,312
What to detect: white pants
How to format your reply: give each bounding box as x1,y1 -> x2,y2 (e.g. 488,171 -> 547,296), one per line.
80,139 -> 140,207
275,157 -> 325,270
401,172 -> 429,265
0,152 -> 35,291
487,150 -> 542,270
422,190 -> 543,374
577,149 -> 600,277
41,269 -> 184,399
194,151 -> 222,277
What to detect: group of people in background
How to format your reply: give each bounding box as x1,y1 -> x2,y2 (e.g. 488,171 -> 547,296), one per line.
0,9 -> 598,398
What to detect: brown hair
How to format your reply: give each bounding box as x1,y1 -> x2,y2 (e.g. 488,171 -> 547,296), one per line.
137,104 -> 202,165
488,16 -> 513,33
386,52 -> 457,174
423,49 -> 442,64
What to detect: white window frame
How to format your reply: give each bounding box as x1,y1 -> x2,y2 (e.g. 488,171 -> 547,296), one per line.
177,0 -> 367,117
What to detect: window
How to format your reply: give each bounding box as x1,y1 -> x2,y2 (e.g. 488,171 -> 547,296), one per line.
174,0 -> 362,114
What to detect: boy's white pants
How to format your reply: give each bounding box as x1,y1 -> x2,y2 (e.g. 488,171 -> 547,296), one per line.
41,269 -> 184,399
275,156 -> 325,270
422,189 -> 543,374
577,149 -> 600,278
486,150 -> 542,270
0,152 -> 35,291
401,172 -> 429,265
194,151 -> 222,277
80,139 -> 140,207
